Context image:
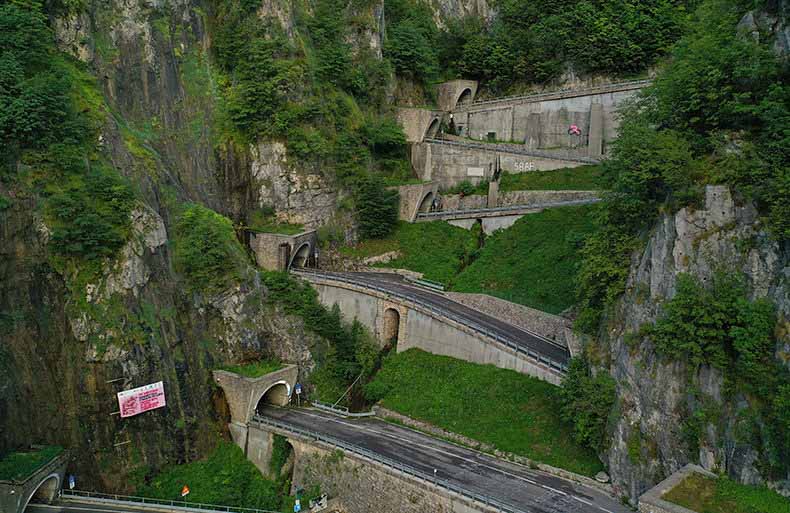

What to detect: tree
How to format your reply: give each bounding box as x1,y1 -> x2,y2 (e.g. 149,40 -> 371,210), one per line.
355,177 -> 399,240
560,354 -> 616,452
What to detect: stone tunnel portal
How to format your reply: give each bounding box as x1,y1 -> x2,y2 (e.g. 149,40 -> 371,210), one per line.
22,474 -> 60,512
255,381 -> 291,415
288,242 -> 311,269
418,192 -> 434,213
457,88 -> 473,107
425,118 -> 441,140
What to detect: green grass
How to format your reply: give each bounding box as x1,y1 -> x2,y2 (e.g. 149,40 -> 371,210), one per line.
365,349 -> 603,476
0,446 -> 64,481
663,473 -> 790,513
499,165 -> 604,191
219,359 -> 283,378
450,204 -> 596,314
340,221 -> 479,285
135,441 -> 288,510
247,210 -> 304,235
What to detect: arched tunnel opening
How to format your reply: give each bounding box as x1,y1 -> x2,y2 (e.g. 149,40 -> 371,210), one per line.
254,382 -> 291,416
457,88 -> 473,107
425,118 -> 441,139
418,192 -> 434,213
23,474 -> 60,512
383,308 -> 400,348
288,243 -> 311,269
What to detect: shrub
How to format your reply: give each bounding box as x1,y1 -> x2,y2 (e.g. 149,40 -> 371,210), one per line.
560,354 -> 617,452
173,204 -> 247,294
355,176 -> 399,240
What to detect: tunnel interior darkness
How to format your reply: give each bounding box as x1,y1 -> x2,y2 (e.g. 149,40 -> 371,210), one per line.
255,382 -> 291,415
383,308 -> 400,346
23,474 -> 59,512
425,118 -> 440,139
457,88 -> 473,107
289,243 -> 311,269
418,192 -> 434,213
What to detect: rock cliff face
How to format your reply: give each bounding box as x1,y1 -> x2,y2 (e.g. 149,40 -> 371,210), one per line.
600,187 -> 790,501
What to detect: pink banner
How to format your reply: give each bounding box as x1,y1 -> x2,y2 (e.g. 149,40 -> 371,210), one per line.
118,381 -> 166,418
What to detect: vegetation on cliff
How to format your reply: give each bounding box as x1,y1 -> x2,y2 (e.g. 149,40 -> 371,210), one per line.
663,472 -> 790,513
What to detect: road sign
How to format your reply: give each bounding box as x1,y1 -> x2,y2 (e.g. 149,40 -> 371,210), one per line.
181,485 -> 190,497
293,499 -> 301,512
295,383 -> 302,395
68,475 -> 75,490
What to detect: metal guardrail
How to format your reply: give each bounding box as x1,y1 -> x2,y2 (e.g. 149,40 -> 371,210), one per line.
416,198 -> 602,220
405,276 -> 446,291
293,270 -> 568,372
465,79 -> 652,108
311,400 -> 376,418
60,490 -> 281,513
251,415 -> 527,513
424,138 -> 601,164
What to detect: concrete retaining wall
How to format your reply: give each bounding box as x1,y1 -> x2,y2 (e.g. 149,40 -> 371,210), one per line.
498,190 -> 601,207
412,141 -> 587,188
638,465 -> 717,513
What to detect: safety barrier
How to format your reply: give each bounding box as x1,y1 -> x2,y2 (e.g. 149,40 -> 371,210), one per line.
464,79 -> 652,109
293,270 -> 568,373
311,400 -> 376,418
60,490 -> 280,513
424,138 -> 601,164
415,198 -> 601,220
251,414 -> 527,513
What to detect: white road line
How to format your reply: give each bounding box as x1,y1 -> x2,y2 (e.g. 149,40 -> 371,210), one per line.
540,485 -> 567,496
572,496 -> 593,506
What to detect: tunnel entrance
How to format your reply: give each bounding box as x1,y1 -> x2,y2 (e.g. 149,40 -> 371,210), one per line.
418,192 -> 434,213
254,381 -> 291,415
425,118 -> 441,139
383,308 -> 400,346
457,88 -> 473,107
289,243 -> 311,269
23,474 -> 59,512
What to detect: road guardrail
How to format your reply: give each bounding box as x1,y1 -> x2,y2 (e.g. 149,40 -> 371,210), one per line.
465,79 -> 652,108
61,490 -> 281,513
251,414 -> 527,513
415,198 -> 601,220
293,270 -> 568,373
311,400 -> 376,418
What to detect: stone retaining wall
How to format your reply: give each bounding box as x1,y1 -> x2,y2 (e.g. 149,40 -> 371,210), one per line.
445,292 -> 581,355
638,465 -> 717,513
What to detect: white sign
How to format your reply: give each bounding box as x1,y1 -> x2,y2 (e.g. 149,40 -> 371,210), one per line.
117,381 -> 166,418
514,161 -> 536,172
466,167 -> 485,177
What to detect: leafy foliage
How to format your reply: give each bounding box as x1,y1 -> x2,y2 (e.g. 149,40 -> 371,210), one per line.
135,441 -> 284,510
355,176 -> 399,239
365,348 -> 604,476
173,204 -> 248,294
560,355 -> 616,452
662,472 -> 790,513
0,446 -> 63,481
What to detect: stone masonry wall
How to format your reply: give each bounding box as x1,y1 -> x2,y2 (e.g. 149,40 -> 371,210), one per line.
291,440 -> 497,513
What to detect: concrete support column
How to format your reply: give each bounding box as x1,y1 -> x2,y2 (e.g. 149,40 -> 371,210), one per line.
588,103 -> 604,157
487,180 -> 499,208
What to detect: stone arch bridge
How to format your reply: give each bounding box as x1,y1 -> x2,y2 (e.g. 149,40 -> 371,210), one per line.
293,270 -> 568,385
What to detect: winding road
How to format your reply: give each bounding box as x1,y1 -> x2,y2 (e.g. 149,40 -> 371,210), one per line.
294,270 -> 571,370
255,407 -> 629,513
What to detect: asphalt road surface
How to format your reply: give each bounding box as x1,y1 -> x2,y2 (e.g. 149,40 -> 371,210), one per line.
299,270 -> 570,367
258,407 -> 630,513
27,502 -> 165,513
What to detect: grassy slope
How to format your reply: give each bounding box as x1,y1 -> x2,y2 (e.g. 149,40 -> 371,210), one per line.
219,360 -> 283,378
663,473 -> 790,513
499,165 -> 604,191
135,441 -> 287,510
340,221 -> 478,284
0,446 -> 64,481
450,204 -> 596,314
366,349 -> 603,476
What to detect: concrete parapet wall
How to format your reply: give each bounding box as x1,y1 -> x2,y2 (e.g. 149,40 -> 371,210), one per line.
498,190 -> 601,207
420,141 -> 588,188
441,194 -> 488,211
638,465 -> 717,513
303,275 -> 563,384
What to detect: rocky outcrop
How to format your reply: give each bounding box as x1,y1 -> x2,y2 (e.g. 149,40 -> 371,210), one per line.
601,186 -> 789,502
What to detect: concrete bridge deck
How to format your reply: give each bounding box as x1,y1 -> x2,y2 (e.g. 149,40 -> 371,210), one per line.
294,270 -> 570,379
415,198 -> 602,222
424,138 -> 601,165
253,407 -> 629,513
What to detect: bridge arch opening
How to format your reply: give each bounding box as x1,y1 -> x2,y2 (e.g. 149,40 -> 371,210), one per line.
254,381 -> 291,415
418,192 -> 434,213
383,308 -> 400,346
22,474 -> 60,512
425,118 -> 441,140
457,88 -> 473,107
288,242 -> 311,269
